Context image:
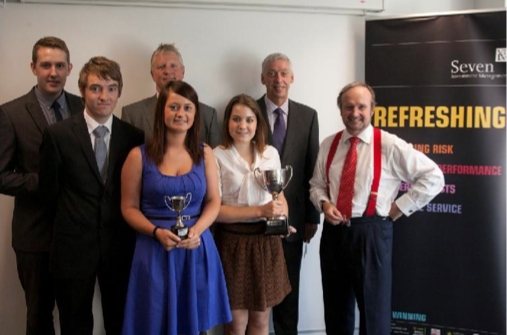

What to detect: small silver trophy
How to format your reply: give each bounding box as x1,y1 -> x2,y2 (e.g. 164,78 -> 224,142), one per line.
164,193 -> 192,239
254,166 -> 293,235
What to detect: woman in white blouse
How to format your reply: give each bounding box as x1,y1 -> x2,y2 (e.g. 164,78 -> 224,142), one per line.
213,94 -> 293,335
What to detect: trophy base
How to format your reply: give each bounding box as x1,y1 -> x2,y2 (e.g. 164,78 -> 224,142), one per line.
171,225 -> 189,239
264,216 -> 289,236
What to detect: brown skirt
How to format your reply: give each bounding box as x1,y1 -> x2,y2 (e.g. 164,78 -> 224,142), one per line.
214,222 -> 291,311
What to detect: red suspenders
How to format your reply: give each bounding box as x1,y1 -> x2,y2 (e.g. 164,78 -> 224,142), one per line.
325,128 -> 381,217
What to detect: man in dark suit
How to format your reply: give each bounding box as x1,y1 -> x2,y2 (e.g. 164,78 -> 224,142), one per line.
39,56 -> 144,335
0,36 -> 83,335
257,53 -> 320,335
122,43 -> 220,146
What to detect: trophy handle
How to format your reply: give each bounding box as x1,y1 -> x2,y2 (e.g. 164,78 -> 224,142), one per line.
164,196 -> 174,211
183,192 -> 192,211
282,166 -> 293,191
254,167 -> 269,191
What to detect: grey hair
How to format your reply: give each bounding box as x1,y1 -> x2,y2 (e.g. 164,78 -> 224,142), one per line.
261,52 -> 292,74
150,43 -> 184,69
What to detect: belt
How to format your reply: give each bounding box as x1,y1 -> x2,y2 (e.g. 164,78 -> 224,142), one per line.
325,215 -> 391,227
217,221 -> 265,235
146,214 -> 199,221
349,215 -> 390,224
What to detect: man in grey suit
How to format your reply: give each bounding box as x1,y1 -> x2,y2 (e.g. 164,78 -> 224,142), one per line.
257,53 -> 320,335
122,43 -> 220,146
0,36 -> 83,335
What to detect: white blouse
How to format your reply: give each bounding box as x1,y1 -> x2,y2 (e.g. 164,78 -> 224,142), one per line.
213,145 -> 281,211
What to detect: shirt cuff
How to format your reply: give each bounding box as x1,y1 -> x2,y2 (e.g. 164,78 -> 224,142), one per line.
395,194 -> 419,217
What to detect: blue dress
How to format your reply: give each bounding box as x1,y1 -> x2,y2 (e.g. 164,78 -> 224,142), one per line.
122,146 -> 232,335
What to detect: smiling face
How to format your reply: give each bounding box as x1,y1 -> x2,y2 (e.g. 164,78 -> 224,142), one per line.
228,103 -> 257,145
151,52 -> 185,93
339,86 -> 374,136
261,58 -> 294,106
82,74 -> 119,124
31,47 -> 72,100
164,90 -> 196,134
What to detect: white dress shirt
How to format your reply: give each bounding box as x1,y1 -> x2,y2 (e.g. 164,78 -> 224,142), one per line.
309,125 -> 445,218
214,145 -> 281,222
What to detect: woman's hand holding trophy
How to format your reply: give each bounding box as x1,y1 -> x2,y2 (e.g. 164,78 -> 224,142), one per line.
254,166 -> 294,236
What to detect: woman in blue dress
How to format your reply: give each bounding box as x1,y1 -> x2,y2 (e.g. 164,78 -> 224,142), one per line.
121,80 -> 232,335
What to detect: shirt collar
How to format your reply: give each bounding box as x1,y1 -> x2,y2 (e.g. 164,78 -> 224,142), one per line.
264,96 -> 289,116
342,124 -> 373,144
83,110 -> 113,135
34,86 -> 65,110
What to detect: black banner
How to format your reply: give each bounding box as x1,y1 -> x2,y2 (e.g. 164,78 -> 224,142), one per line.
366,11 -> 506,335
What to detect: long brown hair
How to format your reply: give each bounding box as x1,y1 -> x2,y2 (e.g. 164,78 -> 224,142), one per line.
220,94 -> 267,154
146,80 -> 203,165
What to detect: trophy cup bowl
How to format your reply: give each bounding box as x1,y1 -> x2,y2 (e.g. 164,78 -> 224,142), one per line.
164,193 -> 192,239
254,166 -> 293,235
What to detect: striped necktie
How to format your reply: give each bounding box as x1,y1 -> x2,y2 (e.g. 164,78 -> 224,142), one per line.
93,126 -> 109,183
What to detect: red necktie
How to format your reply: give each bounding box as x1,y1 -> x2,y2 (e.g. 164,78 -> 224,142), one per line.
336,137 -> 359,219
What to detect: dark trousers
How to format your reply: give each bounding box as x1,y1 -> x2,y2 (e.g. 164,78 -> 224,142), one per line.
15,251 -> 56,335
273,239 -> 303,335
320,217 -> 393,335
55,264 -> 130,335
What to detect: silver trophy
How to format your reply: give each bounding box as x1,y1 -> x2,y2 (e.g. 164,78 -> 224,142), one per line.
164,193 -> 192,239
254,166 -> 293,235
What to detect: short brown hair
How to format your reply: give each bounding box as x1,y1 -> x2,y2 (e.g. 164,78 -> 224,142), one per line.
78,56 -> 123,97
146,80 -> 202,166
220,94 -> 268,154
32,36 -> 70,64
337,81 -> 376,110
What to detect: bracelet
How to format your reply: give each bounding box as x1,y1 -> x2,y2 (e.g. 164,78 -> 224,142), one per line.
152,226 -> 161,240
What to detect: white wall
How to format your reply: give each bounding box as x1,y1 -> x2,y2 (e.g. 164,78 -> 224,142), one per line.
475,0 -> 507,9
0,0 -> 494,334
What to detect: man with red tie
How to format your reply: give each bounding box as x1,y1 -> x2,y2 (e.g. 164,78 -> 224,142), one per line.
309,82 -> 444,335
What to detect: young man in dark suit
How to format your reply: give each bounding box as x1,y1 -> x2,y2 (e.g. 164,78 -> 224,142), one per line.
0,36 -> 83,335
121,43 -> 220,147
257,53 -> 320,335
39,56 -> 144,335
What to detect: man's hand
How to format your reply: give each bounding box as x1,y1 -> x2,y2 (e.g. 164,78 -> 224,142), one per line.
322,201 -> 348,225
389,203 -> 403,221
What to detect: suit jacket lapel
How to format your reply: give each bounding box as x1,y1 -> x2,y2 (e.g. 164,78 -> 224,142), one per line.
25,89 -> 48,134
105,117 -> 124,186
258,96 -> 274,145
282,100 -> 301,161
72,113 -> 103,183
144,95 -> 157,139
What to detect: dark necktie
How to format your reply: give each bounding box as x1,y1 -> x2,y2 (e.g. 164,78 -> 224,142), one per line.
93,126 -> 109,183
272,108 -> 286,155
336,137 -> 359,219
51,100 -> 63,122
